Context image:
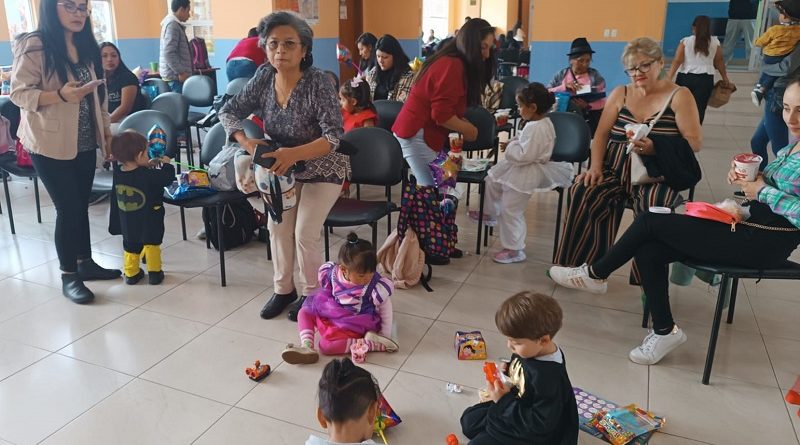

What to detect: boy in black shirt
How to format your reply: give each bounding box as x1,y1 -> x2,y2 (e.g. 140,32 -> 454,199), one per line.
460,291 -> 578,445
111,131 -> 175,285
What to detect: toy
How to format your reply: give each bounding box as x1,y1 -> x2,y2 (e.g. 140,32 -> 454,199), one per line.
589,405 -> 662,445
574,388 -> 664,445
446,433 -> 459,445
483,361 -> 499,385
336,43 -> 362,74
446,382 -> 462,393
244,360 -> 271,382
350,338 -> 369,364
147,124 -> 167,159
787,375 -> 800,417
374,395 -> 401,444
454,330 -> 487,360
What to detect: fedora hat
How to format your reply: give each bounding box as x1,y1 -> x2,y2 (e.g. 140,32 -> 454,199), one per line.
777,0 -> 800,20
567,37 -> 595,57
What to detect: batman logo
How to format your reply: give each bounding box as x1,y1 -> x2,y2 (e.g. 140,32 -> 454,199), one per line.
115,185 -> 146,212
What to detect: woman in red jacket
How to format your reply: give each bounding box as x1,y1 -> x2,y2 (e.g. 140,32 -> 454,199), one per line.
226,27 -> 267,81
392,18 -> 496,186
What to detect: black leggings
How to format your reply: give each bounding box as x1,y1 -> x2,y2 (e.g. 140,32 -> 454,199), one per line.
591,212 -> 799,333
30,150 -> 96,273
675,73 -> 714,124
461,402 -> 503,445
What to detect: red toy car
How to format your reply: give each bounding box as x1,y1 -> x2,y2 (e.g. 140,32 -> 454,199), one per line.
245,360 -> 271,382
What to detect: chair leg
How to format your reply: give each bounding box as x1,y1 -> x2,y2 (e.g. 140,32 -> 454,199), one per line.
185,128 -> 194,167
33,177 -> 41,223
324,226 -> 330,262
466,183 -> 471,207
703,275 -> 730,385
552,188 -> 564,263
356,184 -> 361,200
726,278 -> 739,324
3,172 -> 15,235
179,207 -> 187,241
476,181 -> 486,255
216,204 -> 226,287
371,222 -> 377,249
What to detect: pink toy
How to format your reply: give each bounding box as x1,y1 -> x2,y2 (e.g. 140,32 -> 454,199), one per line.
350,338 -> 369,364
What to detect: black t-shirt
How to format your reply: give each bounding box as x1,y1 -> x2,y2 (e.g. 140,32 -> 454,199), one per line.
729,0 -> 757,20
107,69 -> 142,114
113,163 -> 176,245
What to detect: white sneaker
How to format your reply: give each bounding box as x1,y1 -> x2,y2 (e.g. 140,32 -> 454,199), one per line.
629,326 -> 687,365
364,331 -> 399,353
281,343 -> 319,364
196,227 -> 206,240
549,264 -> 608,294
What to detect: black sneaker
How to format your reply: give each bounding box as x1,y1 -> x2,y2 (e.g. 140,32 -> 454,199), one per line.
450,248 -> 463,259
125,269 -> 145,285
426,254 -> 450,266
287,295 -> 307,322
62,274 -> 94,304
751,88 -> 764,107
78,259 -> 121,281
260,290 -> 298,319
148,270 -> 164,285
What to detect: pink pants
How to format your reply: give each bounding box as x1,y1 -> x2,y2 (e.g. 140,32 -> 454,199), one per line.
297,307 -> 356,355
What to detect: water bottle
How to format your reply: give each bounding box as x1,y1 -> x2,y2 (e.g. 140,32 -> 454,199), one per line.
1,80 -> 10,95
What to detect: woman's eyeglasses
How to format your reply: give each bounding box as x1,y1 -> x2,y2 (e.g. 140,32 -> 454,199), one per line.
266,40 -> 299,51
625,60 -> 657,76
58,2 -> 89,15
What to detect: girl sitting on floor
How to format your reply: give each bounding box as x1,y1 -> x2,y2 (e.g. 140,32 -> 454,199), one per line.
282,232 -> 397,364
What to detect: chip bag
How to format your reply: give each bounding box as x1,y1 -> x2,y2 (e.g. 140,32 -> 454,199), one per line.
589,404 -> 663,445
373,395 -> 401,442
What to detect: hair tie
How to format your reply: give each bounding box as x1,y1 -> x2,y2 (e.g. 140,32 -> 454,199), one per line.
350,73 -> 365,88
348,237 -> 359,245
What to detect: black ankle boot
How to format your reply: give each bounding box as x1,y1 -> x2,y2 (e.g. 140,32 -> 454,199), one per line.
78,259 -> 121,281
260,290 -> 298,319
62,274 -> 94,304
287,295 -> 307,322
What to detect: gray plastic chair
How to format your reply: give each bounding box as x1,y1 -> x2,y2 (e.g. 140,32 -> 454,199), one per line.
183,74 -> 217,155
143,78 -> 170,95
225,77 -> 250,96
374,100 -> 403,131
151,92 -> 194,165
117,110 -> 178,158
499,76 -> 529,136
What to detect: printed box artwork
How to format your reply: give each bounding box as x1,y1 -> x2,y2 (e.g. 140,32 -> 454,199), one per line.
574,388 -> 664,445
454,330 -> 487,360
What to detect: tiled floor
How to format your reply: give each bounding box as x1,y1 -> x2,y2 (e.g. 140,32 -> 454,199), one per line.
1,71 -> 798,444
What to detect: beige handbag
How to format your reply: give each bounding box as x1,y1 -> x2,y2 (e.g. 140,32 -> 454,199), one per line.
708,81 -> 737,108
628,88 -> 680,185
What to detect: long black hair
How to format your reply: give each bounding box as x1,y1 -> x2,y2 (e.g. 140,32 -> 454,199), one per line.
375,34 -> 411,90
22,0 -> 103,96
415,18 -> 495,106
99,42 -> 131,79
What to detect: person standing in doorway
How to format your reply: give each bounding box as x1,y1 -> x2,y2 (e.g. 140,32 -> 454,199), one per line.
723,0 -> 758,64
159,0 -> 192,93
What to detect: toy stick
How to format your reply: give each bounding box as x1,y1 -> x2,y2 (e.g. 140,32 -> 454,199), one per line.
170,160 -> 206,172
378,429 -> 388,445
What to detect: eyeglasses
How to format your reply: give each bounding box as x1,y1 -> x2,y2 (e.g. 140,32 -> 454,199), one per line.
58,2 -> 89,15
266,40 -> 299,51
625,60 -> 657,76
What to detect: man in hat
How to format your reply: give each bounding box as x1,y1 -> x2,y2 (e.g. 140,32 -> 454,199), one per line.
723,0 -> 758,64
751,0 -> 800,105
545,37 -> 607,136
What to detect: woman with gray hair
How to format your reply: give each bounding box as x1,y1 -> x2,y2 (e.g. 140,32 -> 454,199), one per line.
553,37 -> 702,287
220,11 -> 349,321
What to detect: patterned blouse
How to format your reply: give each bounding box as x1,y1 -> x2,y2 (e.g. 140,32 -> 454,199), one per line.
219,65 -> 349,184
366,66 -> 414,102
72,62 -> 97,152
758,144 -> 800,228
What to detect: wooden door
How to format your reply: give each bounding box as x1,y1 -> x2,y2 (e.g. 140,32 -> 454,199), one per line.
338,0 -> 363,86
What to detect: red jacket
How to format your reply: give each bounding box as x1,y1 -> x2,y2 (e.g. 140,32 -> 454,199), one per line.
226,37 -> 266,66
392,56 -> 466,151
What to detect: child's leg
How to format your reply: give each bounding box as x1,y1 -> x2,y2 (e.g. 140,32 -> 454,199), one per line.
122,241 -> 143,278
497,186 -> 531,251
460,402 -> 493,440
297,307 -> 317,348
318,337 -> 389,355
483,176 -> 503,218
141,245 -> 162,272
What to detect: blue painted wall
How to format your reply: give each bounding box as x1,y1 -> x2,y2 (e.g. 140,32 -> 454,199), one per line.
529,41 -> 630,92
399,39 -> 421,60
116,38 -> 161,73
663,0 -> 747,58
0,41 -> 12,66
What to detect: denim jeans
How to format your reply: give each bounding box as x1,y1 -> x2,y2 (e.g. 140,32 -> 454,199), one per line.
225,59 -> 257,81
395,129 -> 436,186
30,150 -> 97,272
751,88 -> 789,170
168,80 -> 183,94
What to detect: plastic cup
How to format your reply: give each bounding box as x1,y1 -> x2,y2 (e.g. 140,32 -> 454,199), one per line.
150,62 -> 159,73
449,132 -> 463,152
733,153 -> 763,181
495,111 -> 509,127
555,92 -> 571,112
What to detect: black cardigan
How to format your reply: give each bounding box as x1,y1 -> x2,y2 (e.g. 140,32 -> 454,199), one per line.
641,133 -> 702,191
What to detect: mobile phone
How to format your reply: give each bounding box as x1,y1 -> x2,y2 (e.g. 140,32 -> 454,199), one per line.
253,142 -> 277,169
84,79 -> 105,90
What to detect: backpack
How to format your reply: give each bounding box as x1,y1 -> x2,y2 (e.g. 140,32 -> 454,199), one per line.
0,116 -> 13,154
207,144 -> 240,191
377,229 -> 432,291
202,200 -> 257,251
189,37 -> 210,71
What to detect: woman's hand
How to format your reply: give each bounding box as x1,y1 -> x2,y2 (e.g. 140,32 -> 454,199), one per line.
59,81 -> 97,104
565,81 -> 579,93
487,379 -> 511,403
734,177 -> 766,201
236,136 -> 264,156
630,136 -> 655,156
261,147 -> 300,177
576,166 -> 603,187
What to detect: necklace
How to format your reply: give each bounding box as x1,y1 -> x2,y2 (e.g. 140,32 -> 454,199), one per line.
274,74 -> 299,110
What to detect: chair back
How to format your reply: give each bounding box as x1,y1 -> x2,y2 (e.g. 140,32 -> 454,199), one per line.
150,92 -> 189,129
225,77 -> 250,96
498,48 -> 519,64
200,120 -> 263,166
0,96 -> 20,139
462,107 -> 497,152
343,127 -> 403,186
374,100 -> 403,131
183,75 -> 215,107
118,110 -> 178,157
518,50 -> 531,65
143,78 -> 170,95
499,76 -> 528,111
548,111 -> 590,163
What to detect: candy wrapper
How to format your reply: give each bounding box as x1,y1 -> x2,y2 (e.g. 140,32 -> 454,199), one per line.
624,123 -> 649,154
147,124 -> 167,159
374,394 -> 401,442
454,331 -> 487,360
574,388 -> 663,445
429,150 -> 462,191
336,43 -> 362,74
409,57 -> 423,73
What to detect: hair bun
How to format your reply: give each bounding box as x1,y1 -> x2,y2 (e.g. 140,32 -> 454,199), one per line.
346,232 -> 359,245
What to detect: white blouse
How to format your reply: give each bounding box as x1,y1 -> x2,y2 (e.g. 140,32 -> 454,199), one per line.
679,35 -> 720,75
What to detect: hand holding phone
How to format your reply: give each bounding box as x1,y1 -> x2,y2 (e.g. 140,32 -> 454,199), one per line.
83,79 -> 105,90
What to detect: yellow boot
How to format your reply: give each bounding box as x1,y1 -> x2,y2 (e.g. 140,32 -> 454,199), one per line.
142,245 -> 164,285
123,251 -> 144,285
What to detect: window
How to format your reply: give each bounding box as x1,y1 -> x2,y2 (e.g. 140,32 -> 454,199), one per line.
90,0 -> 115,44
166,0 -> 214,54
3,0 -> 35,39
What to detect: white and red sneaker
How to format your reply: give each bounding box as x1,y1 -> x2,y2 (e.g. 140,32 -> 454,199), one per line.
548,264 -> 608,294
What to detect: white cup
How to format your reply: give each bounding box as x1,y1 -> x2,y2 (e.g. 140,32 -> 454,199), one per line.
733,154 -> 763,182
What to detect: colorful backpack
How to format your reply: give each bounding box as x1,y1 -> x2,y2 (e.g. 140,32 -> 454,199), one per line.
189,37 -> 210,71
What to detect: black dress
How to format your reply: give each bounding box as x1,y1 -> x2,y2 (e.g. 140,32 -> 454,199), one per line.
107,69 -> 145,115
113,163 -> 175,247
460,351 -> 579,445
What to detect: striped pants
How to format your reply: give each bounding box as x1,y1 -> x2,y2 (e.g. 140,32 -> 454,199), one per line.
554,149 -> 681,285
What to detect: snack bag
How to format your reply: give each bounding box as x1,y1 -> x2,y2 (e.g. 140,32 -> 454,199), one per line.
374,395 -> 401,441
590,404 -> 663,445
454,331 -> 487,360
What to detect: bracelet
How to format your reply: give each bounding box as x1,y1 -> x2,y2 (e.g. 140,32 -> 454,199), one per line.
56,87 -> 67,103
